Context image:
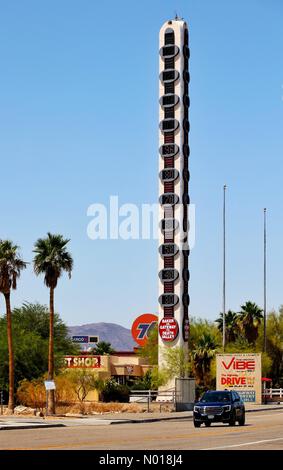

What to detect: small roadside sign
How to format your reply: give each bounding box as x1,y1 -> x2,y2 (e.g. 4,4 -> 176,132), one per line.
44,381 -> 56,390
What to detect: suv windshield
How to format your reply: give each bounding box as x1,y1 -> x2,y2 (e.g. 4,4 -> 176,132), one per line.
200,391 -> 231,403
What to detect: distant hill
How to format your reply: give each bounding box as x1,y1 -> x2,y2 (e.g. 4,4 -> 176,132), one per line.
68,322 -> 136,351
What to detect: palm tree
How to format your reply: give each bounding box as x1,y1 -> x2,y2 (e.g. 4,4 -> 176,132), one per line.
92,341 -> 114,356
0,240 -> 26,411
191,332 -> 218,386
215,310 -> 240,343
33,233 -> 73,414
238,301 -> 263,344
265,309 -> 283,384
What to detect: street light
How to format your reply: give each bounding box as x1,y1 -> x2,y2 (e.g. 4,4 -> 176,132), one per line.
223,184 -> 227,351
263,208 -> 267,353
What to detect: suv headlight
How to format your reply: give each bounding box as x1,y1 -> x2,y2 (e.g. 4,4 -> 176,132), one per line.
194,406 -> 201,412
223,405 -> 231,412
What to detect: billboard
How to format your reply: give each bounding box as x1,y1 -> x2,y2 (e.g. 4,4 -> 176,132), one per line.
216,353 -> 262,404
72,335 -> 99,349
89,336 -> 99,344
72,336 -> 89,344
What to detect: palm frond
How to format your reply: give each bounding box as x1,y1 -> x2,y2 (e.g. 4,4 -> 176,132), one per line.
0,240 -> 27,293
33,233 -> 73,288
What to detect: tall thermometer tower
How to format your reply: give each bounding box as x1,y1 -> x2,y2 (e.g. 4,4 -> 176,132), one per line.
158,18 -> 190,377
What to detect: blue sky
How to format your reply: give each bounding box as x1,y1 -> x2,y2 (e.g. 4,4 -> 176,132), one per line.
0,0 -> 282,328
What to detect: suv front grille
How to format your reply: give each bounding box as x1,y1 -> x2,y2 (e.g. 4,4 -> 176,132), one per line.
203,406 -> 223,415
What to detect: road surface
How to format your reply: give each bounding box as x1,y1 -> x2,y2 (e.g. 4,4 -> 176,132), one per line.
0,409 -> 283,450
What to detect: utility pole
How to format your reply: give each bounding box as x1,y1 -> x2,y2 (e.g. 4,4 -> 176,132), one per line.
223,184 -> 227,351
263,208 -> 267,353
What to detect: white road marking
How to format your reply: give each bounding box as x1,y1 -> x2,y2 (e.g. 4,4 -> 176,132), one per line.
203,437 -> 283,450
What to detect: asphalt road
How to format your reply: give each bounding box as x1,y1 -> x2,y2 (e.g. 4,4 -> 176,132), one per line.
1,409 -> 283,450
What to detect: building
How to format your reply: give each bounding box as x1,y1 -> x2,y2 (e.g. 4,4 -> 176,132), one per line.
63,351 -> 151,401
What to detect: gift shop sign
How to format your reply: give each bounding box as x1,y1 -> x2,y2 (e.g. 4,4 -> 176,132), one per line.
64,356 -> 101,368
216,353 -> 262,404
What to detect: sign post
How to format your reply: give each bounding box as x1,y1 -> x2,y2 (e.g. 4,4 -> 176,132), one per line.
44,380 -> 56,416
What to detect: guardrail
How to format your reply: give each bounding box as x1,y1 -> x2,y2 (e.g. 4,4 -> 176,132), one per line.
262,388 -> 283,399
129,390 -> 158,403
129,389 -> 177,412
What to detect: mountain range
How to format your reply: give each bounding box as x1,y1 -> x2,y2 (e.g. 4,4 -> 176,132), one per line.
68,322 -> 136,351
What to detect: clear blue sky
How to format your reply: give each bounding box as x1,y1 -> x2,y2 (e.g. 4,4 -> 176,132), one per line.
0,0 -> 282,328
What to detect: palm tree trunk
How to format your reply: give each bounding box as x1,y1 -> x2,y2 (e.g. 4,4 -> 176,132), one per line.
5,292 -> 14,412
48,286 -> 55,414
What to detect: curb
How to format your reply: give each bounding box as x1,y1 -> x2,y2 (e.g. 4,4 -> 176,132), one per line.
0,423 -> 65,431
109,415 -> 194,424
106,406 -> 283,425
245,406 -> 283,413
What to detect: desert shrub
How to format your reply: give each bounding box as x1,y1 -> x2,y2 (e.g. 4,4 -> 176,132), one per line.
55,374 -> 77,405
100,379 -> 129,403
17,378 -> 45,409
131,370 -> 154,390
16,374 -> 77,409
65,369 -> 102,413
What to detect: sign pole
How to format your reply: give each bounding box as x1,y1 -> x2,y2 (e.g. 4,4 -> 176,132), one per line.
44,380 -> 56,416
263,208 -> 267,353
46,390 -> 48,417
222,184 -> 227,351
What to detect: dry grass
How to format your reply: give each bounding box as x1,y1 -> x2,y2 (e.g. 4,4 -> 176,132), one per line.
55,401 -> 174,415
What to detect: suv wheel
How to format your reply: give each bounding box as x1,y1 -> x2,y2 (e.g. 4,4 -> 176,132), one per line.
194,420 -> 201,428
228,410 -> 236,426
238,412 -> 245,426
